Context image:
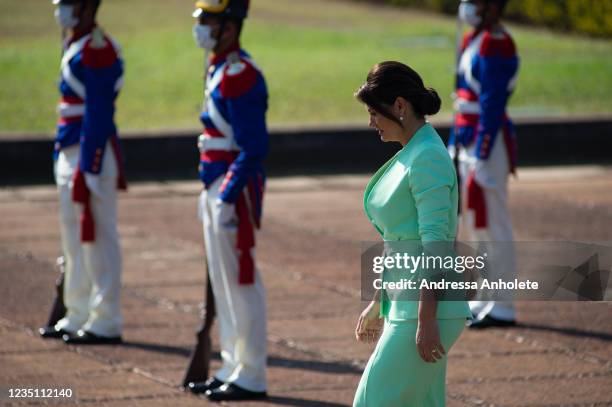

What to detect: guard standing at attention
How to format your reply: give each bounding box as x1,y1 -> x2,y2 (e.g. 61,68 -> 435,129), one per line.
449,0 -> 519,328
40,0 -> 126,344
188,0 -> 269,401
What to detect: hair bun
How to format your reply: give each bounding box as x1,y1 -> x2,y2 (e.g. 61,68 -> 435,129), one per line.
420,87 -> 441,116
356,61 -> 441,121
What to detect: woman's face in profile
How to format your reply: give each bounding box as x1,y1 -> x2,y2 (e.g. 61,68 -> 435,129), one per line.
366,106 -> 401,143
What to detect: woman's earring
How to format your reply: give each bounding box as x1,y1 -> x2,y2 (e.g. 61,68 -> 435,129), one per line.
400,116 -> 404,121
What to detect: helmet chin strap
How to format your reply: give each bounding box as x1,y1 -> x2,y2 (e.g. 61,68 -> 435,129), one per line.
214,17 -> 228,54
61,1 -> 86,55
202,48 -> 211,113
477,3 -> 495,31
74,1 -> 95,35
202,16 -> 232,112
200,17 -> 228,113
61,27 -> 67,57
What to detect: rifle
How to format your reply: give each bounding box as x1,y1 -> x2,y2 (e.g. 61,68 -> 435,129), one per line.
43,256 -> 67,329
41,26 -> 70,333
182,269 -> 216,387
182,49 -> 216,388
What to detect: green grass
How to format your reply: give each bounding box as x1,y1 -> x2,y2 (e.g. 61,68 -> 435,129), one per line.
1,0 -> 611,134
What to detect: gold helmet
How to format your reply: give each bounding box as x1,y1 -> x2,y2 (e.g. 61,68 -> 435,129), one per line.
192,0 -> 249,20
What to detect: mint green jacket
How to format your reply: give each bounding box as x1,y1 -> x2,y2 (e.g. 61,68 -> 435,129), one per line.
364,123 -> 471,320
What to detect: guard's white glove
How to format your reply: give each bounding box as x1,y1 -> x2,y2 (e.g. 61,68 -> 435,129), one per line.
214,199 -> 237,230
84,173 -> 104,199
472,159 -> 497,190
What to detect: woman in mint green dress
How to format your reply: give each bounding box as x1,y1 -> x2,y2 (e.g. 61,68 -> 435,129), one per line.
353,61 -> 472,407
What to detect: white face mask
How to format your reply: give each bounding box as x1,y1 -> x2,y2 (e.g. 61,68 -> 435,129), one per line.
458,2 -> 482,27
54,5 -> 79,29
193,24 -> 217,51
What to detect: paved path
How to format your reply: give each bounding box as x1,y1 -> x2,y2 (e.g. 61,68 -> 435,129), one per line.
1,166 -> 612,406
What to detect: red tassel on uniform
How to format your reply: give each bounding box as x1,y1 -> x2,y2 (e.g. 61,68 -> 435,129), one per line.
236,193 -> 255,285
72,169 -> 89,204
81,201 -> 95,242
466,171 -> 488,229
110,136 -> 128,191
502,124 -> 517,175
71,168 -> 95,242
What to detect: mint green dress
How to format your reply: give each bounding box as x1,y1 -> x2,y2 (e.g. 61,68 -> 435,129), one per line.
354,123 -> 471,407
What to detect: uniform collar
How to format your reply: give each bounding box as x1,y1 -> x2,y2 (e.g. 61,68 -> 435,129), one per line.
69,23 -> 96,44
472,23 -> 505,37
211,41 -> 241,65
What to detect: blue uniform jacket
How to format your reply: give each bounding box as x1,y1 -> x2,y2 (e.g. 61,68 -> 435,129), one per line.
450,26 -> 519,166
55,26 -> 124,175
198,42 -> 268,225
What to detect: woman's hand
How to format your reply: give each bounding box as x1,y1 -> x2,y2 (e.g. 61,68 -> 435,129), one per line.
416,318 -> 446,363
355,301 -> 383,343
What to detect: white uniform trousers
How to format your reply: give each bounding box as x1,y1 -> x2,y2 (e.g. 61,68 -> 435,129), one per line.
199,176 -> 267,392
53,143 -> 123,337
458,132 -> 517,322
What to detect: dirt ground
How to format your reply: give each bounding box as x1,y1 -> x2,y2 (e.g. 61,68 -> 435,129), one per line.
1,166 -> 611,406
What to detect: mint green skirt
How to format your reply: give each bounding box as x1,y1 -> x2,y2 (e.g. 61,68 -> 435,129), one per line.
353,318 -> 465,407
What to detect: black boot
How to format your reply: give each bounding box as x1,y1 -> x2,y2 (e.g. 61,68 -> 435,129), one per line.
62,330 -> 122,345
206,383 -> 267,401
468,315 -> 516,329
39,326 -> 69,339
187,377 -> 224,394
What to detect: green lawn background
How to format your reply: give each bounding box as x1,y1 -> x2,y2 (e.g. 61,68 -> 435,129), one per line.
1,0 -> 611,134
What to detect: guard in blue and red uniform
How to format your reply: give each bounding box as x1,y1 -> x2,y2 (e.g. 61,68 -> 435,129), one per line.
39,0 -> 126,344
450,0 -> 519,329
189,0 -> 268,401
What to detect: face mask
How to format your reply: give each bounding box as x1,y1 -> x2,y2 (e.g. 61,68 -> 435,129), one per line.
193,24 -> 217,51
458,2 -> 482,27
54,5 -> 79,29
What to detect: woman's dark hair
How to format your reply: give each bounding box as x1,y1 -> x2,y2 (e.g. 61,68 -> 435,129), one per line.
355,61 -> 441,126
